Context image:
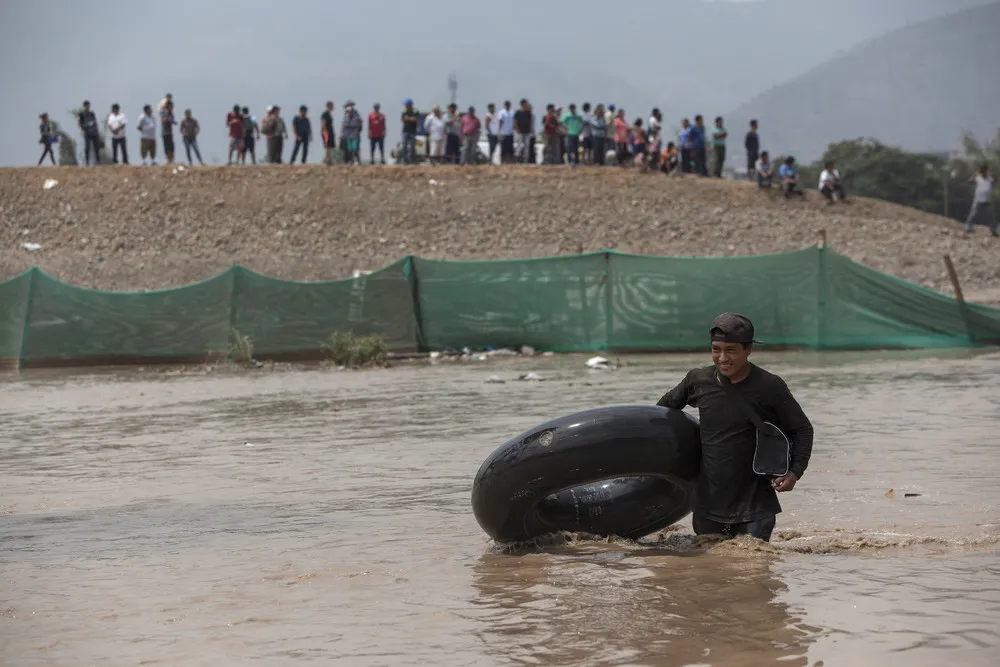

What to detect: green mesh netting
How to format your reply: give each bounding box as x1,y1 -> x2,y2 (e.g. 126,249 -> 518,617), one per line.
231,258 -> 418,357
0,270 -> 33,369
20,269 -> 233,366
412,254 -> 609,352
1,247 -> 998,369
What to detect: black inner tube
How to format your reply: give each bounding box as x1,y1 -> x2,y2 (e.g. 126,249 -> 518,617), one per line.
535,475 -> 692,540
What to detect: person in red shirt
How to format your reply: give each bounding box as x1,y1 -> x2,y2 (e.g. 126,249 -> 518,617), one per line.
543,104 -> 560,164
226,105 -> 244,165
368,103 -> 386,164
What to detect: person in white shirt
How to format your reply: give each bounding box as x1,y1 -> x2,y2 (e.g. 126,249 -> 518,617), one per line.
136,105 -> 158,165
484,103 -> 499,165
818,161 -> 846,202
755,151 -> 773,188
106,103 -> 129,164
424,106 -> 446,162
965,164 -> 998,236
496,100 -> 515,163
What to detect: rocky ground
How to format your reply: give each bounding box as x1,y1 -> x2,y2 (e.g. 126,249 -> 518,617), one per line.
1,165 -> 997,304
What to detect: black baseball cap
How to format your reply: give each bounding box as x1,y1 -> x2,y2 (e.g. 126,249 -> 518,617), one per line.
709,312 -> 761,344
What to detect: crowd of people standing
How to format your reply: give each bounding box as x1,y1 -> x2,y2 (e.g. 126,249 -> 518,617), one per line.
36,93 -> 840,204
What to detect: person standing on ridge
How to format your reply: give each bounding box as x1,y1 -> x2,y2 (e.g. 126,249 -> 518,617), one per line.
691,115 -> 708,176
78,100 -> 102,165
965,164 -> 998,236
179,109 -> 204,165
656,313 -> 814,542
290,105 -> 312,164
460,106 -> 481,165
368,102 -> 386,164
106,103 -> 129,164
340,101 -> 363,165
712,116 -> 727,178
401,99 -> 420,164
513,99 -> 534,164
136,105 -> 158,165
320,102 -> 336,165
226,104 -> 244,165
745,119 -> 759,180
240,106 -> 260,165
160,100 -> 177,164
496,101 -> 515,164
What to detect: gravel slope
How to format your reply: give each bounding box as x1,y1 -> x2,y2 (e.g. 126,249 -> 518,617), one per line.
1,165 -> 997,304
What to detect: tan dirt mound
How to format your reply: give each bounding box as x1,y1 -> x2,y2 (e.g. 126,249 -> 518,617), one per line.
0,165 -> 997,304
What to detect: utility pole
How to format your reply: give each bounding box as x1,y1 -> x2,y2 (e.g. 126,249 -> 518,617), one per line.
448,73 -> 458,108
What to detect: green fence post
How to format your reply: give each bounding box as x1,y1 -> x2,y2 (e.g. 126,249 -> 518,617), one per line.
16,268 -> 40,371
404,255 -> 428,352
817,245 -> 828,350
227,265 -> 243,356
603,250 -> 613,352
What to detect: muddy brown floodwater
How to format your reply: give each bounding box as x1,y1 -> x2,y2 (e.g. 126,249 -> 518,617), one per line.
1,349 -> 999,666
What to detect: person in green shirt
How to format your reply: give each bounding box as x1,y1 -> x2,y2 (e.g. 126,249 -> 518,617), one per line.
712,116 -> 728,178
562,104 -> 584,165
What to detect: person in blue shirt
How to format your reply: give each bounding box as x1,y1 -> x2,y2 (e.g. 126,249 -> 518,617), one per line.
691,115 -> 708,176
778,157 -> 804,198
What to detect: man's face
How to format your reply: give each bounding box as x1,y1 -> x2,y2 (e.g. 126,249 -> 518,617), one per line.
711,341 -> 750,378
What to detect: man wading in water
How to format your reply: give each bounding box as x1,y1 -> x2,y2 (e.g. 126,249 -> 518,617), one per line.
656,313 -> 813,542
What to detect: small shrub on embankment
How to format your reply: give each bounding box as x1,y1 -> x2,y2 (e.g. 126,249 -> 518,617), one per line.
322,331 -> 388,368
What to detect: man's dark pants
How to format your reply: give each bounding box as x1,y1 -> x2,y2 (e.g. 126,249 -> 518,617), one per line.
693,514 -> 776,542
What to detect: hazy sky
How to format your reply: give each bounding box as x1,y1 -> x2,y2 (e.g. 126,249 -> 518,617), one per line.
0,0 -> 992,166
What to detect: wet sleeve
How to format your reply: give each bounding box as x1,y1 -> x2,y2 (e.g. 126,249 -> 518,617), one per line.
656,372 -> 691,410
771,378 -> 813,478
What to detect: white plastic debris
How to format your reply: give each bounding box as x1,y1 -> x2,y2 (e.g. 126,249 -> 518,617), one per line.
352,269 -> 373,278
244,442 -> 254,447
429,351 -> 441,360
177,165 -> 185,172
22,242 -> 41,251
518,372 -> 544,381
172,168 -> 178,175
429,179 -> 439,186
485,375 -> 505,384
586,356 -> 611,368
43,179 -> 58,190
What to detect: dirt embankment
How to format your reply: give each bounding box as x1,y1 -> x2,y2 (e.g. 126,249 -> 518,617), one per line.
0,165 -> 997,303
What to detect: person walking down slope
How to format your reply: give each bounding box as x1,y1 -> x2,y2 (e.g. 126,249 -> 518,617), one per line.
180,109 -> 204,165
136,105 -> 158,165
106,103 -> 129,164
368,103 -> 386,164
460,106 -> 481,165
38,113 -> 57,166
965,164 -> 998,237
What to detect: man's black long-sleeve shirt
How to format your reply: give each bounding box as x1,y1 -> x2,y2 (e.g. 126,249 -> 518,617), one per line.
657,364 -> 813,523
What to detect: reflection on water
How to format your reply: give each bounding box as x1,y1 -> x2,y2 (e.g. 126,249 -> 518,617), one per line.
1,349 -> 999,666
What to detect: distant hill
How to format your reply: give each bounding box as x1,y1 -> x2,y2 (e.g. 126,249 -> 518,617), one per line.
726,2 -> 1000,162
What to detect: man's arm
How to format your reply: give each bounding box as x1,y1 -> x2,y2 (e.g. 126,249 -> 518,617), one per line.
656,372 -> 691,410
771,378 -> 813,480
